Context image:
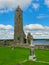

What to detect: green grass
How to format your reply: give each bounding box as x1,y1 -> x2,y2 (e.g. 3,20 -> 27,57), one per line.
35,49 -> 49,62
0,47 -> 29,65
22,61 -> 49,65
0,47 -> 49,65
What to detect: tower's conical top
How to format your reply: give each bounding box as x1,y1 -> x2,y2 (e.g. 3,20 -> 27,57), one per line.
16,6 -> 21,11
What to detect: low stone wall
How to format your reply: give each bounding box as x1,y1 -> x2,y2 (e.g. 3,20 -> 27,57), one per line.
35,44 -> 49,49
0,40 -> 14,46
0,40 -> 49,49
0,40 -> 4,46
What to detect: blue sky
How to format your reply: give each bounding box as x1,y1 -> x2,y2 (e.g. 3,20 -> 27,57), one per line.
0,0 -> 49,39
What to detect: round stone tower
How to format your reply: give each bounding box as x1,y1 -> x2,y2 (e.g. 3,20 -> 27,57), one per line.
14,6 -> 26,45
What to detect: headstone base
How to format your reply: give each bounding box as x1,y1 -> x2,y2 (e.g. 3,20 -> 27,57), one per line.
29,54 -> 36,61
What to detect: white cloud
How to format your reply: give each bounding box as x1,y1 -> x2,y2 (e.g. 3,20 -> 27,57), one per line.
32,3 -> 39,9
5,25 -> 14,30
0,8 -> 14,13
0,24 -> 14,30
36,14 -> 49,19
44,0 -> 49,7
24,24 -> 49,39
24,24 -> 49,30
0,0 -> 32,13
24,24 -> 45,30
25,30 -> 49,39
0,29 -> 14,39
0,24 -> 14,39
0,24 -> 49,39
32,31 -> 49,35
33,34 -> 49,39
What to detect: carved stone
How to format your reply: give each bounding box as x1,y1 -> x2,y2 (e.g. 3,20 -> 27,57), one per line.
29,39 -> 36,61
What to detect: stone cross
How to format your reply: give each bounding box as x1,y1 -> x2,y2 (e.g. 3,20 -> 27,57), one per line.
29,39 -> 36,61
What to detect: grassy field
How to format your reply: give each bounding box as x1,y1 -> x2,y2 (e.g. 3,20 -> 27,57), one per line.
22,61 -> 49,65
0,47 -> 49,65
35,49 -> 49,62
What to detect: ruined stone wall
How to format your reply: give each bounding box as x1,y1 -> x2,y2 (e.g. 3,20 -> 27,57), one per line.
0,40 -> 49,49
35,45 -> 49,49
0,40 -> 14,46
